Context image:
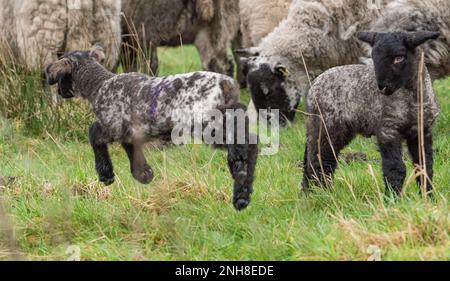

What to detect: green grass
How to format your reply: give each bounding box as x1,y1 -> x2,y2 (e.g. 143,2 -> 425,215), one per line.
0,45 -> 449,260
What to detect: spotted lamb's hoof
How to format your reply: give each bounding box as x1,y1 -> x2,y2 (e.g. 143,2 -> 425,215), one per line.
133,166 -> 154,184
233,185 -> 253,211
233,197 -> 250,211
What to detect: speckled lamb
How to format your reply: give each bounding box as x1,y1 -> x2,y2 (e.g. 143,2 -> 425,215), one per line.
302,31 -> 440,196
45,47 -> 258,211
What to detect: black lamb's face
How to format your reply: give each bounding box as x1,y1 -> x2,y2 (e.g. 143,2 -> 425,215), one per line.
45,46 -> 106,99
356,31 -> 440,96
241,55 -> 297,125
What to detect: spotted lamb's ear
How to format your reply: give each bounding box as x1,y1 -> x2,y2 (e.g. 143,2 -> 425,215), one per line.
89,44 -> 106,63
356,31 -> 379,46
45,58 -> 73,85
405,31 -> 440,48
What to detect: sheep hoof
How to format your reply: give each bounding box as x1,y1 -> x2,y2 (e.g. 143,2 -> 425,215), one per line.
133,167 -> 154,184
100,176 -> 115,186
233,185 -> 253,211
233,197 -> 250,211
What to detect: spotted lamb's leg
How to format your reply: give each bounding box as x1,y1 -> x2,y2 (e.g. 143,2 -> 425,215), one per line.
406,130 -> 434,196
223,103 -> 258,211
89,122 -> 115,186
122,142 -> 154,184
379,139 -> 406,197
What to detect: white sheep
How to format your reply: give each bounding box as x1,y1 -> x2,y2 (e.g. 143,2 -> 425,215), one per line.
235,0 -> 293,88
0,0 -> 122,70
239,0 -> 293,49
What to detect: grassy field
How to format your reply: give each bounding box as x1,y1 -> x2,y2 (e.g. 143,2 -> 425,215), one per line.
0,45 -> 449,261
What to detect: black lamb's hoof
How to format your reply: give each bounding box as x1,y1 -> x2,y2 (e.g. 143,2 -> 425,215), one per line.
100,175 -> 115,186
133,166 -> 154,185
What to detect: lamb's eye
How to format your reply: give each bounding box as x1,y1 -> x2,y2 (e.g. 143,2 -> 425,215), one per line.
393,56 -> 405,64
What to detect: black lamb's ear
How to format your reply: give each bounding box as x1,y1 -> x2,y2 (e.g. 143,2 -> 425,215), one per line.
405,31 -> 440,48
356,31 -> 379,46
45,58 -> 72,85
274,64 -> 290,78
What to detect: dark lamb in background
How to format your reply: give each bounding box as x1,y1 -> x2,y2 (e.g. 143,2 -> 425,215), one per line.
302,31 -> 441,196
45,46 -> 258,211
121,0 -> 239,77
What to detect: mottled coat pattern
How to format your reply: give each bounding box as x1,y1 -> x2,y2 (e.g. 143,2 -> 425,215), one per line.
46,49 -> 258,211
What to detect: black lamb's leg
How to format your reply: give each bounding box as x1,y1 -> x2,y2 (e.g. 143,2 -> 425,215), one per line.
89,122 -> 114,185
122,142 -> 154,184
379,139 -> 406,197
302,119 -> 350,192
407,131 -> 434,196
224,103 -> 258,211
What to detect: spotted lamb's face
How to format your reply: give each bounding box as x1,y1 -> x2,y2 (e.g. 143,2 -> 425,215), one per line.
45,46 -> 106,99
356,31 -> 441,96
241,55 -> 300,125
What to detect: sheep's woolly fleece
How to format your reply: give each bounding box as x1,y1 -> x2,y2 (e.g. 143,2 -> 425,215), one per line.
257,0 -> 389,72
371,0 -> 450,80
239,0 -> 293,48
308,65 -> 439,141
93,72 -> 240,141
0,0 -> 121,69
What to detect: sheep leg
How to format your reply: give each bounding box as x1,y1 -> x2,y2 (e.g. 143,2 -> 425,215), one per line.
406,132 -> 434,196
223,104 -> 258,211
150,44 -> 159,76
89,122 -> 114,186
122,143 -> 154,184
232,31 -> 247,88
195,28 -> 234,77
302,121 -> 349,191
379,140 -> 406,196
